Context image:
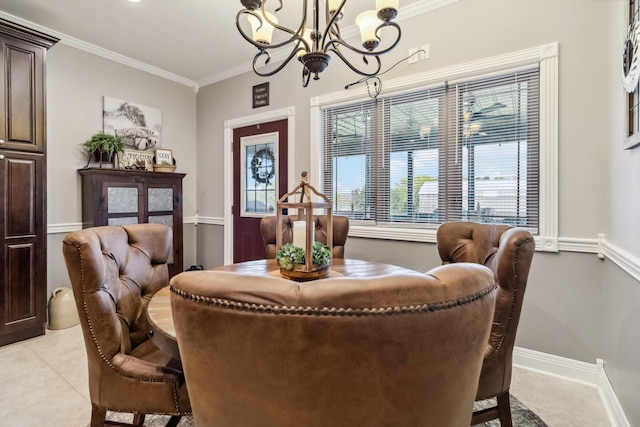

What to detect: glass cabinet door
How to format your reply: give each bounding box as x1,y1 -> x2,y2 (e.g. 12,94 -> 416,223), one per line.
148,187 -> 174,228
106,186 -> 140,225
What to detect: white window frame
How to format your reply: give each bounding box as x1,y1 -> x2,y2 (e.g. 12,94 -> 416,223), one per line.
310,42 -> 559,252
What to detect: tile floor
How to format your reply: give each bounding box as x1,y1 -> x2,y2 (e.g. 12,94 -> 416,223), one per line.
0,325 -> 612,427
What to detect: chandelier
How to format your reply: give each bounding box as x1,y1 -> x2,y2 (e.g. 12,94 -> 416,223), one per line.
236,0 -> 401,87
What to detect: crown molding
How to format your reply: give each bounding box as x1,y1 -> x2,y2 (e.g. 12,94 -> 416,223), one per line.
0,10 -> 198,91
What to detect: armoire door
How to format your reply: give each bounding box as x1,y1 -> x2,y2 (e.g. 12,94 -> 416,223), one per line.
0,151 -> 46,346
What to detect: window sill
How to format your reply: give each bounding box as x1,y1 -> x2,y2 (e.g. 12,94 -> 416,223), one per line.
348,224 -> 566,253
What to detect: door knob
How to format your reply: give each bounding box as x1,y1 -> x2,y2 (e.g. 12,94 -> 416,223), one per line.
0,155 -> 5,160
0,139 -> 4,144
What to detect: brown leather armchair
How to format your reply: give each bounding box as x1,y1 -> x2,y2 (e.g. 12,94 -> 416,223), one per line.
170,264 -> 497,427
436,222 -> 535,427
62,224 -> 191,427
260,214 -> 349,258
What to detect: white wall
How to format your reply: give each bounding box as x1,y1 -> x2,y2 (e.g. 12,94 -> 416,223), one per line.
602,1 -> 640,424
46,43 -> 198,293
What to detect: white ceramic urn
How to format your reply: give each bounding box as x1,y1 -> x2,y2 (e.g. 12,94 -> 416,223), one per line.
47,286 -> 80,330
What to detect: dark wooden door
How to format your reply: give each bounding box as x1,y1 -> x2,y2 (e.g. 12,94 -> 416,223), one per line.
233,119 -> 288,262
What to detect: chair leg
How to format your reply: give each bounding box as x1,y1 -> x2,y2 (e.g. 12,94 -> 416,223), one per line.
165,415 -> 182,427
496,391 -> 513,427
132,413 -> 145,425
91,406 -> 107,427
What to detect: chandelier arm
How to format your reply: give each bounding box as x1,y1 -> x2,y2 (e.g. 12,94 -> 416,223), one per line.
260,0 -> 302,37
251,50 -> 272,72
327,47 -> 382,77
324,21 -> 401,57
251,47 -> 306,77
372,21 -> 402,55
302,67 -> 311,87
321,0 -> 346,48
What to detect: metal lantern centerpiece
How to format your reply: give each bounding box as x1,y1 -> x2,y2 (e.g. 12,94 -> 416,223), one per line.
276,171 -> 332,281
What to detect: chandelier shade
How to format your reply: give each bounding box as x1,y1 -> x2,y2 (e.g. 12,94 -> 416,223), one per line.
236,0 -> 401,87
247,12 -> 278,44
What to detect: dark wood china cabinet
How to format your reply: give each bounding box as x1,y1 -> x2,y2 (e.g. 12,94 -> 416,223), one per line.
78,168 -> 186,278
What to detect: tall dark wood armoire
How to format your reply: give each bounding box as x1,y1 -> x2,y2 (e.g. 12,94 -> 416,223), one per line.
0,19 -> 58,346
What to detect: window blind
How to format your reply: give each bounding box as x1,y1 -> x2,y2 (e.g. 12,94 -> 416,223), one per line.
321,66 -> 540,232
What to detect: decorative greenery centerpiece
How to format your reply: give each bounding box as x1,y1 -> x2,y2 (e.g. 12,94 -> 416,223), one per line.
82,131 -> 124,168
276,242 -> 331,281
276,242 -> 331,271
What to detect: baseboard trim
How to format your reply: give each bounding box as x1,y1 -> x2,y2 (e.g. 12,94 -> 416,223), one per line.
596,359 -> 632,427
514,347 -> 629,427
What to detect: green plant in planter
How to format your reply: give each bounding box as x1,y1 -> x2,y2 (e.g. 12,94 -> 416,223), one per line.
276,242 -> 331,271
82,131 -> 124,167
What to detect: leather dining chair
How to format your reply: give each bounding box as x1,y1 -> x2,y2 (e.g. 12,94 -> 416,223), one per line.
436,222 -> 535,427
62,224 -> 191,427
170,264 -> 497,427
260,214 -> 349,258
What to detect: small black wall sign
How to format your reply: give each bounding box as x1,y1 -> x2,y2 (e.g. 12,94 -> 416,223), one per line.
252,82 -> 270,108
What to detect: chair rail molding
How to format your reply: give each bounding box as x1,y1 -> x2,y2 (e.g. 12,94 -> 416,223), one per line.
46,218 -> 199,234
193,215 -> 224,226
599,234 -> 640,282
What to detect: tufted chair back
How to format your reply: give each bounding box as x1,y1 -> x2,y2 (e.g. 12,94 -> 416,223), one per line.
260,214 -> 349,258
436,222 -> 535,427
62,224 -> 190,427
171,264 -> 497,427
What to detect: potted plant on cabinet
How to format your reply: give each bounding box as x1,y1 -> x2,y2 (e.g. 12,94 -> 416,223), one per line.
82,131 -> 124,168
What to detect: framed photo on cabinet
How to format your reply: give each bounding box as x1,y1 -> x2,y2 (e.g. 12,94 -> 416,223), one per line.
155,148 -> 173,165
117,149 -> 154,171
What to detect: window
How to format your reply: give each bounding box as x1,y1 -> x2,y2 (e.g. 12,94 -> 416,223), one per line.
309,43 -> 559,252
320,67 -> 540,232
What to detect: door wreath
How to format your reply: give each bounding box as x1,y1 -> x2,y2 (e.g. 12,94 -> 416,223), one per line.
251,148 -> 275,184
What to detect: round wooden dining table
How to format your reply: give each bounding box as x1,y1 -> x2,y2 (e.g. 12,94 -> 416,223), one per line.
147,258 -> 419,359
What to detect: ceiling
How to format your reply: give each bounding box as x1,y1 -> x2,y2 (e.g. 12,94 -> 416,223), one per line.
0,0 -> 434,89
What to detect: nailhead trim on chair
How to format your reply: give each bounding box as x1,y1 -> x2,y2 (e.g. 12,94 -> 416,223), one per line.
170,282 -> 497,316
483,236 -> 535,362
63,238 -> 187,415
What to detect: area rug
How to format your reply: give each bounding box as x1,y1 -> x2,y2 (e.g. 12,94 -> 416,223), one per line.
474,395 -> 548,426
106,395 -> 546,426
105,412 -> 194,426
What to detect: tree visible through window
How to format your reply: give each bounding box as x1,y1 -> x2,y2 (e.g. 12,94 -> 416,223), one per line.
321,67 -> 540,232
